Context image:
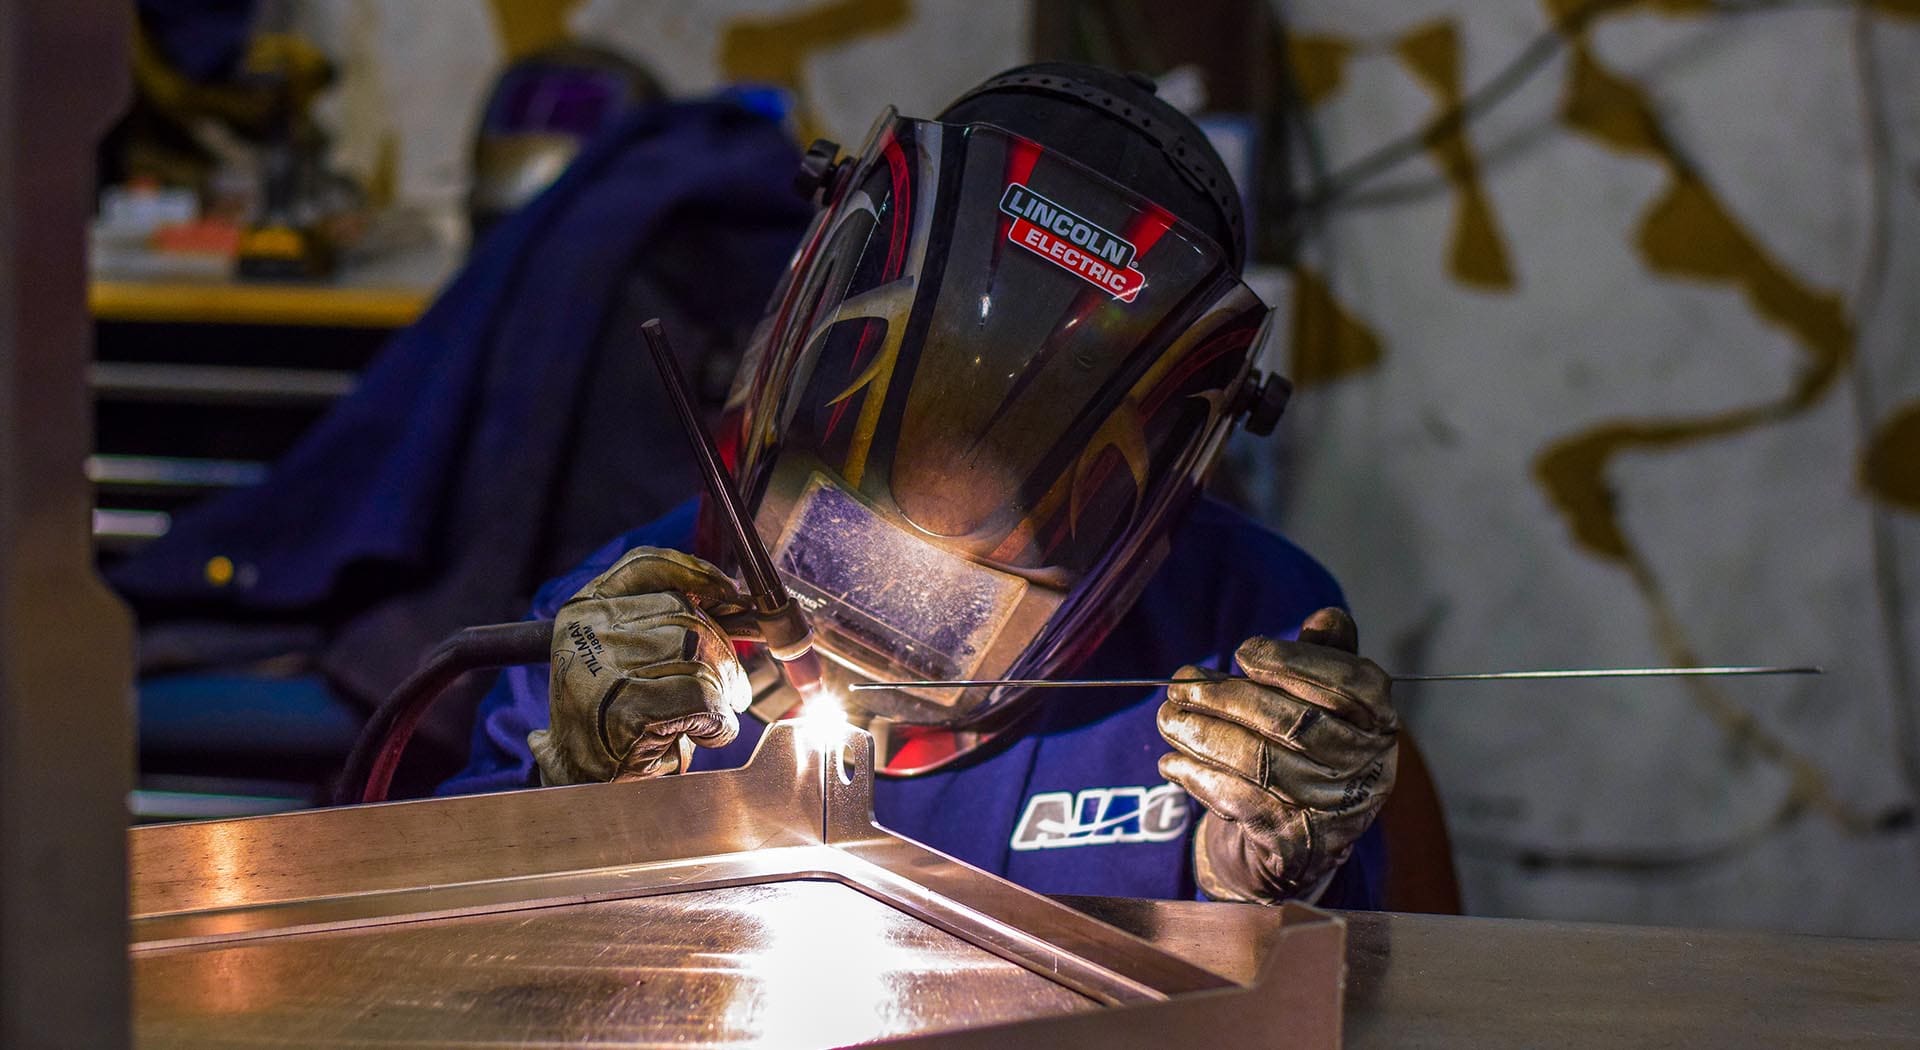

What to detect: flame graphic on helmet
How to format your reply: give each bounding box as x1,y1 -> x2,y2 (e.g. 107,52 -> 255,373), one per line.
1069,404 -> 1150,537
822,276 -> 918,488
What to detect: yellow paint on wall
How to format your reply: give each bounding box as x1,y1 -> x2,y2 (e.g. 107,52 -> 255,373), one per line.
1535,37 -> 1853,564
1288,35 -> 1353,106
1290,266 -> 1383,388
1541,0 -> 1711,25
1640,176 -> 1851,383
1527,10 -> 1876,829
487,0 -> 583,60
1561,41 -> 1668,156
720,0 -> 911,140
1396,20 -> 1517,290
1862,401 -> 1920,511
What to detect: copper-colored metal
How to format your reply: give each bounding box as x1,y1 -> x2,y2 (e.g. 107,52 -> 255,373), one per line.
126,719 -> 1920,1046
129,722 -> 1347,1047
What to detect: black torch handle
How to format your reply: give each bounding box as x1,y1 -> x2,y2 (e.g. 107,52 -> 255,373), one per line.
641,318 -> 788,613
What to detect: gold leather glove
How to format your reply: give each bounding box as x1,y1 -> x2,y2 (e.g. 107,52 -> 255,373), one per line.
1156,607 -> 1398,903
528,547 -> 752,785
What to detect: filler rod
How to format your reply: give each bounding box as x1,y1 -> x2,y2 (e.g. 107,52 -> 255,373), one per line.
849,666 -> 1823,692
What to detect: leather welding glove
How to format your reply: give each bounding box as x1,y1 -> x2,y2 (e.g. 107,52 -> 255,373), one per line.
528,547 -> 753,785
1156,607 -> 1398,904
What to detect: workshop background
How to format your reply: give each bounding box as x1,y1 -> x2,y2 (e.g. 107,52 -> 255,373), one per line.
105,0 -> 1920,938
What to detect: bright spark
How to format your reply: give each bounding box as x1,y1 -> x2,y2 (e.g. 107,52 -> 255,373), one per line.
794,688 -> 851,755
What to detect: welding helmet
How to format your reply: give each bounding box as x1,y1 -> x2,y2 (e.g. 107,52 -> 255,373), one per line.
724,63 -> 1290,729
468,43 -> 662,238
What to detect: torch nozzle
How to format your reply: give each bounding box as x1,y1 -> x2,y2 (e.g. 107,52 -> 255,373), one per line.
753,598 -> 826,700
778,648 -> 828,702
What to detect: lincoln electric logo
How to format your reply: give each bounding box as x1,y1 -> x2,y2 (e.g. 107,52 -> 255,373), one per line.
1009,784 -> 1189,850
1000,184 -> 1147,302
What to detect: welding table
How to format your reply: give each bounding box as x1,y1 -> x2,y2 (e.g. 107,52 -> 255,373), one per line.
1071,898 -> 1920,1048
131,723 -> 1920,1048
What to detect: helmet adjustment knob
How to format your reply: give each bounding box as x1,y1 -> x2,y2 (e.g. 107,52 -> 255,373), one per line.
795,138 -> 848,205
1240,371 -> 1293,436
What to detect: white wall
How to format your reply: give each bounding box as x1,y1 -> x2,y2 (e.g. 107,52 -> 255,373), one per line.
1268,0 -> 1920,936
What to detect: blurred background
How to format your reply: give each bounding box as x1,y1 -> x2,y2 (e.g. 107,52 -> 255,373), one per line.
93,0 -> 1920,938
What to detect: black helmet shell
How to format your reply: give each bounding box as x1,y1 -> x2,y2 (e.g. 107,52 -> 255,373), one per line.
939,61 -> 1245,268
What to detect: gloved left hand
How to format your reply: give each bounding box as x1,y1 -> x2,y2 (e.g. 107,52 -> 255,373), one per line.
528,547 -> 754,786
1156,607 -> 1398,904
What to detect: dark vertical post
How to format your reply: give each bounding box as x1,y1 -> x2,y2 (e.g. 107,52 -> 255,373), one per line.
0,1 -> 133,1045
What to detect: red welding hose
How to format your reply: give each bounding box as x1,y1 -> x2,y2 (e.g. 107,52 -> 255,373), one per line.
335,619 -> 554,805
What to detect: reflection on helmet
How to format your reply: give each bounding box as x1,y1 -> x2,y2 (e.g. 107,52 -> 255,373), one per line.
725,108 -> 1275,731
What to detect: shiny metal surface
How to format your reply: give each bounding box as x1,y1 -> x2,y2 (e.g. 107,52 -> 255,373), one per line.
1055,899 -> 1920,1049
137,881 -> 1096,1049
129,720 -> 1918,1048
133,721 -> 1348,1047
1053,895 -> 1289,988
133,724 -> 828,921
133,723 -> 1232,1005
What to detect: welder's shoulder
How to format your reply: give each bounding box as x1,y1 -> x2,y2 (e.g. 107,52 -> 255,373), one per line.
1173,497 -> 1347,611
529,500 -> 702,616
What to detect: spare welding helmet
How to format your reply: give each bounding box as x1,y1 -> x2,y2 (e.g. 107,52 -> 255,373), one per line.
725,63 -> 1289,729
468,43 -> 663,238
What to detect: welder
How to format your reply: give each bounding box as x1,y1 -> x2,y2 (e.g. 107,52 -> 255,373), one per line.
442,63 -> 1401,909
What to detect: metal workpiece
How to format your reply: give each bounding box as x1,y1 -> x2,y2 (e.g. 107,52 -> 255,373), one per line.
138,883 -> 1099,1048
131,721 -> 1347,1048
126,720 -> 1916,1048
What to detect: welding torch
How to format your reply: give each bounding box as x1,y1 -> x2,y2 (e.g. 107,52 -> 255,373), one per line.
334,319 -> 831,806
641,318 -> 826,701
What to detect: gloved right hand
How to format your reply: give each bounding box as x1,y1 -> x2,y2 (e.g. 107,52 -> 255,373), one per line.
527,547 -> 752,785
1156,608 -> 1398,904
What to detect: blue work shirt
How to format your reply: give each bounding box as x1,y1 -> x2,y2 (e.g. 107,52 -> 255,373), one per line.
443,497 -> 1387,909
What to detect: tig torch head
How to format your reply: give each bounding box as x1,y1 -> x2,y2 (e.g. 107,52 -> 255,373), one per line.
756,600 -> 826,700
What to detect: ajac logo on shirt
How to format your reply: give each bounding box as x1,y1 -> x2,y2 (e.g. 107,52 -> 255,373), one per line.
1009,784 -> 1190,850
999,184 -> 1147,302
